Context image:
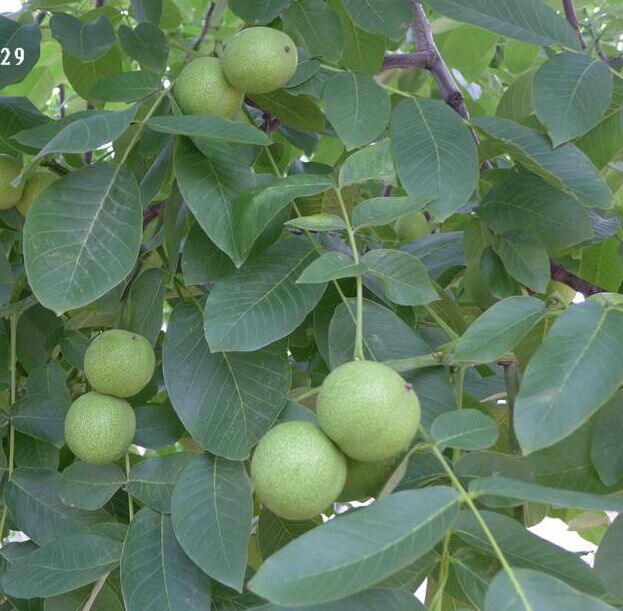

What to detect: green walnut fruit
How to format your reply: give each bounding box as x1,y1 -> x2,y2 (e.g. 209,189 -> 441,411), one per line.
0,155 -> 24,210
65,392 -> 136,464
84,329 -> 155,398
317,360 -> 421,462
250,421 -> 347,520
395,210 -> 429,244
174,57 -> 244,119
339,456 -> 396,502
222,27 -> 298,94
17,171 -> 58,217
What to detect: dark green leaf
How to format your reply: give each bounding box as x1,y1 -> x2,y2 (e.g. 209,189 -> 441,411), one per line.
342,0 -> 412,39
133,404 -> 185,450
352,196 -> 428,230
297,252 -> 365,283
496,233 -> 550,293
339,139 -> 396,187
181,224 -> 236,285
250,91 -> 325,133
118,22 -> 169,73
90,71 -> 161,102
124,267 -> 165,346
59,462 -> 124,510
229,0 -> 291,25
0,18 -> 41,88
431,409 -> 499,450
591,392 -> 623,486
594,515 -> 623,600
50,14 -> 115,62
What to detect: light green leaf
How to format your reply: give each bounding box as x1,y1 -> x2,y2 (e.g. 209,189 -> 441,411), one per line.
485,568 -> 617,611
515,301 -> 623,454
391,97 -> 479,220
342,0 -> 412,39
127,453 -> 195,513
324,72 -> 390,149
171,455 -> 252,592
59,462 -> 124,511
63,46 -> 123,102
163,304 -> 290,459
363,249 -> 438,306
204,239 -> 326,352
470,476 -> 623,512
120,508 -> 212,611
230,174 -> 333,266
474,117 -> 613,208
297,252 -> 365,283
90,71 -> 162,102
431,409 -> 499,450
282,0 -> 344,63
339,139 -> 396,187
424,0 -> 579,48
534,52 -> 612,147
496,233 -> 550,293
2,534 -> 121,598
454,296 -> 546,363
478,173 -> 593,250
248,487 -> 459,606
50,14 -> 115,62
285,213 -> 346,232
250,90 -> 326,133
147,115 -> 271,145
24,163 -> 142,315
352,196 -> 428,229
579,237 -> 623,293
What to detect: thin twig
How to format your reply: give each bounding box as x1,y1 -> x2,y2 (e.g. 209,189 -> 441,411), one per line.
550,259 -> 602,295
562,0 -> 588,50
81,573 -> 109,611
193,2 -> 215,51
57,83 -> 65,118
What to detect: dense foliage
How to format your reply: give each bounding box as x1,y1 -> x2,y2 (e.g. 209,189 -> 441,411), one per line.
1,0 -> 623,609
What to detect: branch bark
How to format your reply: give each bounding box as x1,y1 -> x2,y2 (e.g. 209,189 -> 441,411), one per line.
562,0 -> 588,50
192,2 -> 215,51
381,50 -> 433,71
550,259 -> 603,295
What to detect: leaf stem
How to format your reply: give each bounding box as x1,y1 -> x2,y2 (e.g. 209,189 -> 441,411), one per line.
125,452 -> 134,522
423,434 -> 533,611
289,386 -> 320,402
503,362 -> 521,455
333,187 -> 364,361
429,532 -> 451,611
81,573 -> 109,611
424,304 -> 460,340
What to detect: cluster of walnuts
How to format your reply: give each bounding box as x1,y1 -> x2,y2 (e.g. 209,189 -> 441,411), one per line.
174,26 -> 299,119
64,330 -> 155,464
251,361 -> 421,520
0,155 -> 57,217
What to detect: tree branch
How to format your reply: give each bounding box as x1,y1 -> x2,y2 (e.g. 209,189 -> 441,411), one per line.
381,50 -> 433,71
193,2 -> 215,50
562,0 -> 588,50
550,259 -> 603,295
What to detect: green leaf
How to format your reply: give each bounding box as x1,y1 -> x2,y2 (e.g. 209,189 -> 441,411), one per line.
474,117 -> 613,208
250,90 -> 326,133
123,267 -> 166,346
62,45 -> 123,102
147,115 -> 271,145
515,301 -> 623,454
496,233 -> 550,293
323,72 -> 390,149
454,296 -> 546,363
391,98 -> 479,220
24,163 -> 142,315
50,14 -> 115,62
44,581 -> 124,611
163,304 -> 290,459
133,404 -> 185,450
282,0 -> 344,63
455,511 -> 603,596
258,509 -> 317,560
0,95 -> 49,156
534,52 -> 612,147
363,249 -> 438,306
13,393 -> 68,447
339,139 -> 396,187
478,173 -> 593,251
118,23 -> 169,73
297,252 -> 365,283
229,0 -> 291,25
591,392 -> 623,486
352,196 -> 428,230
5,469 -> 109,545
1,534 -> 121,598
470,476 -> 623,512
90,71 -> 161,102
341,0 -> 412,39
594,516 -> 623,600
171,455 -> 252,592
229,174 -> 333,267
59,462 -> 125,510
249,487 -> 459,605
485,568 -> 617,611
121,508 -> 213,611
0,18 -> 41,88
285,213 -> 346,232
578,237 -> 623,293
127,453 -> 194,513
431,409 -> 499,450
174,137 -> 254,263
423,0 -> 579,48
204,239 -> 326,352
131,0 -> 162,24
181,224 -> 236,285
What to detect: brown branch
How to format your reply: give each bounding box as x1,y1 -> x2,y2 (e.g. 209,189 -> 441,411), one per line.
562,0 -> 588,50
381,51 -> 434,71
143,202 -> 164,229
192,3 -> 215,51
550,259 -> 603,295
